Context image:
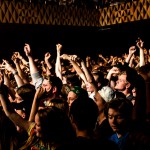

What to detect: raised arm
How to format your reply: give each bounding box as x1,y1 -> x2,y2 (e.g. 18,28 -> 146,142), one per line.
125,46 -> 136,64
0,73 -> 31,132
14,51 -> 29,66
44,52 -> 52,70
11,53 -> 29,84
28,86 -> 45,122
98,54 -> 108,64
60,54 -> 87,84
128,54 -> 135,68
24,43 -> 39,74
2,70 -> 16,100
24,43 -> 43,89
1,59 -> 24,88
136,38 -> 145,67
80,57 -> 98,93
55,43 -> 62,80
106,66 -> 120,90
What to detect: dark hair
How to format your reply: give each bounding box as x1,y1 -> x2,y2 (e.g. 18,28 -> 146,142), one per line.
16,83 -> 36,119
70,86 -> 89,98
44,76 -> 63,94
38,106 -> 75,143
61,84 -> 71,99
70,97 -> 99,134
119,67 -> 138,91
67,74 -> 81,87
50,98 -> 69,115
138,63 -> 150,74
104,98 -> 133,119
17,84 -> 36,101
21,106 -> 75,150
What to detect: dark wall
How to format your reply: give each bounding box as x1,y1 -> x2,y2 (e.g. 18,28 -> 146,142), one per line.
0,19 -> 149,61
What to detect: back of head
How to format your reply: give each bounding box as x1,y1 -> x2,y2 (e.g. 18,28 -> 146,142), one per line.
67,74 -> 81,87
17,83 -> 36,101
92,70 -> 108,87
70,86 -> 89,98
50,98 -> 69,115
38,106 -> 74,143
70,97 -> 99,133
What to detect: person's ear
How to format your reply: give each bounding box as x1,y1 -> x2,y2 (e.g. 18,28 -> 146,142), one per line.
126,82 -> 131,89
52,86 -> 57,93
22,112 -> 26,119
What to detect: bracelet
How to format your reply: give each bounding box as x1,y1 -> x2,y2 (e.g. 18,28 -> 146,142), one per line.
12,71 -> 18,76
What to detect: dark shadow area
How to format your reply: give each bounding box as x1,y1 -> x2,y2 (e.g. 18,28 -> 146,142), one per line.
0,19 -> 149,61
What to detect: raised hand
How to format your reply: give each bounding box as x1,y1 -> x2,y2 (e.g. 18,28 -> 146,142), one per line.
56,43 -> 62,53
24,43 -> 32,57
69,55 -> 78,61
60,54 -> 70,60
1,59 -> 14,72
109,66 -> 120,75
129,46 -> 136,55
44,52 -> 51,61
13,52 -> 22,59
136,38 -> 144,49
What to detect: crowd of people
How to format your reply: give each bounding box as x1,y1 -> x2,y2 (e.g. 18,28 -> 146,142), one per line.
0,37 -> 150,150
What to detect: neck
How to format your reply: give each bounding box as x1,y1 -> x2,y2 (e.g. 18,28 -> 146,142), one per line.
122,90 -> 130,97
76,129 -> 91,138
116,129 -> 129,138
97,112 -> 106,125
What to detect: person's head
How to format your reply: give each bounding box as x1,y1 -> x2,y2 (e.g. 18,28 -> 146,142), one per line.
115,67 -> 138,94
42,75 -> 63,96
34,106 -> 74,142
92,70 -> 108,88
14,92 -> 23,103
49,98 -> 69,115
16,83 -> 36,119
61,84 -> 71,99
105,98 -> 133,135
16,84 -> 36,101
66,74 -> 81,88
98,86 -> 115,102
67,86 -> 88,108
69,97 -> 99,136
85,82 -> 95,93
94,86 -> 114,113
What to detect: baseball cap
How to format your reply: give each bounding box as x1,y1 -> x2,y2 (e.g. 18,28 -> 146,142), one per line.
98,86 -> 114,102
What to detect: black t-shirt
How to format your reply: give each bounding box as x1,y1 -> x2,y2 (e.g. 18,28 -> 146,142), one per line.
56,136 -> 119,150
94,118 -> 114,140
